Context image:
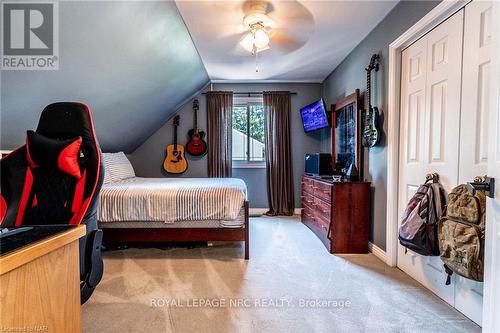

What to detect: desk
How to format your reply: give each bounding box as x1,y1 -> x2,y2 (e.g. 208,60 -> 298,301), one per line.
0,225 -> 86,333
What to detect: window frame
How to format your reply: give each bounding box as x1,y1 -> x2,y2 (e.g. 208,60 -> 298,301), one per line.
232,97 -> 266,169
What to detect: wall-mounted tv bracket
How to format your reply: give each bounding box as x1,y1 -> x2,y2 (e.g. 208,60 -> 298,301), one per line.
469,176 -> 495,198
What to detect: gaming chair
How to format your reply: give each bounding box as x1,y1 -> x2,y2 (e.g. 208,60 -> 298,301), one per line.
0,102 -> 104,304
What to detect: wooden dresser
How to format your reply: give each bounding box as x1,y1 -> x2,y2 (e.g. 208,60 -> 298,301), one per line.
0,225 -> 85,332
301,175 -> 371,253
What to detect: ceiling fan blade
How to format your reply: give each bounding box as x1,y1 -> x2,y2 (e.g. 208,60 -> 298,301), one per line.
226,32 -> 254,56
217,23 -> 249,39
266,0 -> 314,29
232,44 -> 251,56
270,30 -> 308,54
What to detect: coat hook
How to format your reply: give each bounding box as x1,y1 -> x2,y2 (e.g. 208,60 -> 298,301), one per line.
469,176 -> 495,198
425,173 -> 439,183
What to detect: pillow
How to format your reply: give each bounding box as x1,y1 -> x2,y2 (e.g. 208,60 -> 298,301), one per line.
26,130 -> 82,179
102,152 -> 135,184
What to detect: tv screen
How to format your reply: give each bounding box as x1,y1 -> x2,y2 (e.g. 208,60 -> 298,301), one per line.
300,99 -> 329,132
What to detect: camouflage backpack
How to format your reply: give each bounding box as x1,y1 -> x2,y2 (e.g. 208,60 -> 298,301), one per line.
438,184 -> 486,285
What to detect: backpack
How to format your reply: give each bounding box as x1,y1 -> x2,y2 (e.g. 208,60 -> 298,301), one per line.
438,184 -> 486,285
399,181 -> 446,256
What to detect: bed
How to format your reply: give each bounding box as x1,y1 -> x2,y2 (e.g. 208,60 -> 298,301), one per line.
98,174 -> 249,259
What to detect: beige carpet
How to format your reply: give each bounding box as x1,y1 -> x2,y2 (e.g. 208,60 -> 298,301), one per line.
83,216 -> 480,333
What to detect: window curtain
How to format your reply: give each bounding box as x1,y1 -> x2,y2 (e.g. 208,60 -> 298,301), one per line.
207,91 -> 233,177
263,91 -> 295,216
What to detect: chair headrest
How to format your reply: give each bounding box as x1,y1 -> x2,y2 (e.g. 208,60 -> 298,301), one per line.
36,102 -> 96,144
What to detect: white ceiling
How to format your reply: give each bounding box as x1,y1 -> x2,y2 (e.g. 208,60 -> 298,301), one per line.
175,0 -> 398,83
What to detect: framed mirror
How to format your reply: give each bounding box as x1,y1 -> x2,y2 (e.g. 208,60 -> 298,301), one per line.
331,89 -> 362,178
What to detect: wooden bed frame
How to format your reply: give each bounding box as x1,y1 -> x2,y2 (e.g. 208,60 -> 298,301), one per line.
101,201 -> 250,259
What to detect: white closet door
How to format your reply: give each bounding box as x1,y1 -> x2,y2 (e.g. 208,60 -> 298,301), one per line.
456,0 -> 495,325
482,1 -> 500,331
459,1 -> 493,182
398,10 -> 464,306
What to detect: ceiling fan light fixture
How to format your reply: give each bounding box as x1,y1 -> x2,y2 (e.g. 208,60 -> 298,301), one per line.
239,2 -> 277,71
239,33 -> 255,53
243,12 -> 276,32
253,28 -> 270,49
239,23 -> 270,53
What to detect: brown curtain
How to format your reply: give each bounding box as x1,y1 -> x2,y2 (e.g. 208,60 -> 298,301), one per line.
207,91 -> 233,177
264,91 -> 294,216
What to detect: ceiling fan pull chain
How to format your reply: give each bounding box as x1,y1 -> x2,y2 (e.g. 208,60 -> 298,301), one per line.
252,35 -> 259,72
255,49 -> 259,72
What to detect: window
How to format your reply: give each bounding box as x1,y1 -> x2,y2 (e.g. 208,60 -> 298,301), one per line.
232,98 -> 265,167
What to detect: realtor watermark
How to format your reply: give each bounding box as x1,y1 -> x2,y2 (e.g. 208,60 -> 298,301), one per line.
151,297 -> 351,309
0,326 -> 48,332
1,1 -> 59,70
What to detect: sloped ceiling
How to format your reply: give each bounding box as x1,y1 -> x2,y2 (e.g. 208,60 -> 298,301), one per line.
176,0 -> 398,82
1,1 -> 209,153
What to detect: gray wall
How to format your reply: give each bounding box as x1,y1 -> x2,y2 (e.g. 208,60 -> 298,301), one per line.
130,83 -> 323,208
0,0 -> 441,246
1,1 -> 209,153
130,94 -> 209,179
321,0 -> 440,249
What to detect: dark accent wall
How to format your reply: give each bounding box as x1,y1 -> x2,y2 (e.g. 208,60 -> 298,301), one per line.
321,0 -> 440,250
1,1 -> 209,153
130,83 -> 322,208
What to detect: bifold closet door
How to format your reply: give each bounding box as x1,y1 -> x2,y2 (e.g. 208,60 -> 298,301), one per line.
456,0 -> 495,325
397,10 -> 464,306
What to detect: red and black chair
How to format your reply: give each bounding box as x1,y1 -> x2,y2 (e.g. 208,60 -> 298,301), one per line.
0,102 -> 104,304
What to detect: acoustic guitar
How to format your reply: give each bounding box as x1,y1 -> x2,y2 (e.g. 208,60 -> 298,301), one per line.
186,99 -> 207,156
163,115 -> 188,174
362,54 -> 381,148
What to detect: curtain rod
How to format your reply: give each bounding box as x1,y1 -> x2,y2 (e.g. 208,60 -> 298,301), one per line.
202,92 -> 297,96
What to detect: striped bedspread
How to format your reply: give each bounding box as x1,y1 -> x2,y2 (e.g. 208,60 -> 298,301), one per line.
98,177 -> 247,225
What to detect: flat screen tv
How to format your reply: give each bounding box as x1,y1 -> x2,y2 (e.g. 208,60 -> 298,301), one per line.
300,99 -> 329,132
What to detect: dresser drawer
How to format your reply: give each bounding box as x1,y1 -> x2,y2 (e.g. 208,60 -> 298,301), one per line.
313,181 -> 332,202
301,179 -> 314,195
314,197 -> 331,221
301,191 -> 314,207
302,206 -> 330,249
301,204 -> 315,225
313,214 -> 330,238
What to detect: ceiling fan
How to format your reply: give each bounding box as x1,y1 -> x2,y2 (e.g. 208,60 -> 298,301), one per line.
236,0 -> 314,57
239,2 -> 277,54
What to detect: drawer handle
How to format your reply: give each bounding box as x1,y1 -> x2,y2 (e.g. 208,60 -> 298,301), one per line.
315,189 -> 330,195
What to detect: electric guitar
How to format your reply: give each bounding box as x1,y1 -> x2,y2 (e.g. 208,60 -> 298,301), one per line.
362,54 -> 381,148
186,99 -> 207,156
163,115 -> 188,174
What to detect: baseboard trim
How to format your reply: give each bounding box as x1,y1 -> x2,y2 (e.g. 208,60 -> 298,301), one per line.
368,242 -> 388,264
249,208 -> 268,216
249,208 -> 302,216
